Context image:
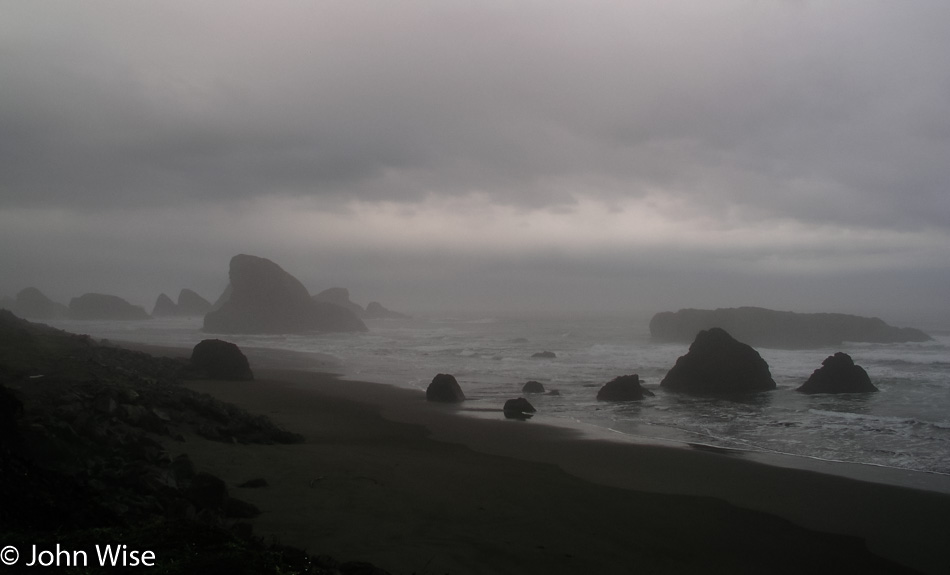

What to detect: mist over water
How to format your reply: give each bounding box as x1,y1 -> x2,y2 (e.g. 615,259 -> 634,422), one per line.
48,313 -> 950,478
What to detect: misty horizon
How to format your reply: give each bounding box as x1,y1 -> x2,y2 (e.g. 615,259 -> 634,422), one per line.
2,2 -> 948,327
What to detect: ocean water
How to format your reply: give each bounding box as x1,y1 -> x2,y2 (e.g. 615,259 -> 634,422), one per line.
47,314 -> 950,478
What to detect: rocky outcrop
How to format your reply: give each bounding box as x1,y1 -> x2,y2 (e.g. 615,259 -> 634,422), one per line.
152,293 -> 178,316
797,352 -> 877,394
426,373 -> 466,403
596,374 -> 655,401
364,301 -> 409,319
660,328 -> 776,394
190,339 -> 254,381
313,288 -> 365,316
522,381 -> 545,394
650,307 -> 931,349
69,293 -> 150,320
202,255 -> 367,334
177,289 -> 213,316
503,397 -> 536,419
12,287 -> 69,320
153,289 -> 213,317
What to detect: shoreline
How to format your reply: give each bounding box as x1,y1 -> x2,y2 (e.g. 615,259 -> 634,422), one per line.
122,340 -> 950,572
158,371 -> 948,573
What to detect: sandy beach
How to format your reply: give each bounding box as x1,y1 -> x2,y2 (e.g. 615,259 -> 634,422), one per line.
155,349 -> 950,575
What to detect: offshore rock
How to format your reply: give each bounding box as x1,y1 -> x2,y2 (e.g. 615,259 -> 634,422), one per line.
426,373 -> 466,403
203,254 -> 367,334
650,307 -> 931,349
313,287 -> 365,316
177,289 -> 212,316
660,328 -> 776,394
522,381 -> 545,394
532,351 -> 556,359
797,352 -> 878,394
596,374 -> 655,401
364,301 -> 409,319
14,287 -> 68,320
152,293 -> 179,316
69,293 -> 150,320
190,339 -> 254,381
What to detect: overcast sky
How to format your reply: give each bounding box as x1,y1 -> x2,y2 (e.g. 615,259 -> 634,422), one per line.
1,1 -> 948,324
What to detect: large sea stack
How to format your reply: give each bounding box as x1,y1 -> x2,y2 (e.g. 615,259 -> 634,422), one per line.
69,293 -> 150,320
797,352 -> 877,394
650,307 -> 931,349
203,254 -> 367,334
660,328 -> 776,394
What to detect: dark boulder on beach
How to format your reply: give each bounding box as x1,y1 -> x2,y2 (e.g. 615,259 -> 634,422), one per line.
797,352 -> 877,394
596,374 -> 655,401
522,380 -> 545,394
660,328 -> 776,394
650,307 -> 931,349
152,293 -> 178,316
203,254 -> 367,334
503,397 -> 536,419
532,351 -> 556,359
69,293 -> 150,320
13,287 -> 68,320
177,289 -> 212,316
426,373 -> 466,403
190,339 -> 254,381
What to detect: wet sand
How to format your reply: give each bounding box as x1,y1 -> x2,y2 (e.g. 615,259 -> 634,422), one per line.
163,362 -> 950,575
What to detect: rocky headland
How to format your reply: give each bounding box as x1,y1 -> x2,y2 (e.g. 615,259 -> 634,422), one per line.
650,307 -> 931,349
0,310 -> 389,574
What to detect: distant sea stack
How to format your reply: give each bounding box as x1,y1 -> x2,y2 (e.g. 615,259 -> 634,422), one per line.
202,254 -> 367,334
313,288 -> 365,316
152,289 -> 212,317
660,328 -> 776,394
13,287 -> 68,320
69,293 -> 150,321
650,307 -> 931,349
363,301 -> 409,319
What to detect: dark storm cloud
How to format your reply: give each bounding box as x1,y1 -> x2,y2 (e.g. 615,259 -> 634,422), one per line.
2,1 -> 948,229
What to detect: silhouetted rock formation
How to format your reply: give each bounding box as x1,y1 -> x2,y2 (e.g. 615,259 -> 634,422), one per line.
210,284 -> 232,312
154,289 -> 213,317
532,351 -> 556,359
13,287 -> 68,320
190,339 -> 254,381
503,397 -> 536,419
177,289 -> 212,316
313,288 -> 365,316
522,380 -> 545,394
364,301 -> 409,319
152,293 -> 178,316
202,255 -> 367,334
69,293 -> 150,320
596,374 -> 655,401
650,307 -> 931,349
660,328 -> 776,394
426,373 -> 466,403
797,352 -> 877,394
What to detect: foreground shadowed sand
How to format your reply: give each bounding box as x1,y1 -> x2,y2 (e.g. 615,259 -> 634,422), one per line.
171,364 -> 950,575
